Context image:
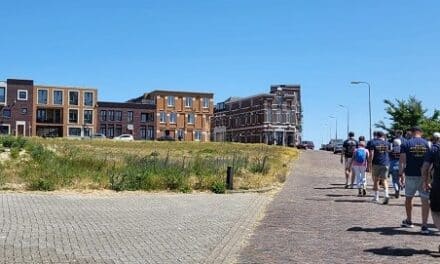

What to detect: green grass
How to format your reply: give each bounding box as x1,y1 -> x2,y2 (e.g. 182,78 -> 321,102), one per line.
0,136 -> 298,192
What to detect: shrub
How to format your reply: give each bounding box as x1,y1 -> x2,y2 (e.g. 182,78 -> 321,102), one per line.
211,181 -> 226,194
29,178 -> 55,191
10,148 -> 20,159
1,136 -> 14,148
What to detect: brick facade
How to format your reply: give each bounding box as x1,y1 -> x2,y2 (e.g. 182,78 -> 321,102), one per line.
97,102 -> 155,140
211,85 -> 302,146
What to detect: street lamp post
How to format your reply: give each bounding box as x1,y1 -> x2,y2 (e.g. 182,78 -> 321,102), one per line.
338,104 -> 349,136
351,81 -> 371,140
328,115 -> 338,140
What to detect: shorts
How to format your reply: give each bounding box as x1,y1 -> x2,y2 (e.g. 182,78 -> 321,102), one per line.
344,157 -> 353,170
405,176 -> 429,199
372,165 -> 388,179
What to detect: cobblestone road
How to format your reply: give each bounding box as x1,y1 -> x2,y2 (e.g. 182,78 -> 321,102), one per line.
238,150 -> 440,263
0,191 -> 270,263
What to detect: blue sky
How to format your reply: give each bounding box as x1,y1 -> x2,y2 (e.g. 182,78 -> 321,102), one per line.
1,0 -> 440,146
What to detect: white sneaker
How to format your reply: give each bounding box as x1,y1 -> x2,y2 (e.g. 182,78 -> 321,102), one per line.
371,197 -> 379,203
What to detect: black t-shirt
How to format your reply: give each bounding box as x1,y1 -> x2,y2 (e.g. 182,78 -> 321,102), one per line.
369,139 -> 390,166
343,138 -> 358,158
401,137 -> 429,176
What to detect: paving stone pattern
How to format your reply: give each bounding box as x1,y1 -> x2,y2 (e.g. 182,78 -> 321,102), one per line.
0,192 -> 270,264
238,150 -> 440,263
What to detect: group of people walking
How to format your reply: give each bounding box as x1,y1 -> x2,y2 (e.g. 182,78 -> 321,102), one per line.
340,127 -> 440,243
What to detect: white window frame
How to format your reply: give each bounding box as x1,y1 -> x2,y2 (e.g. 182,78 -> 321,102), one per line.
0,124 -> 11,135
0,83 -> 7,105
15,121 -> 26,136
68,109 -> 79,124
69,90 -> 80,106
159,112 -> 167,123
37,89 -> 48,105
194,130 -> 202,141
67,126 -> 82,137
167,96 -> 175,107
83,91 -> 94,107
187,113 -> 195,124
17,90 -> 28,101
53,90 -> 64,105
202,97 -> 210,108
169,112 -> 177,124
185,97 -> 193,107
84,110 -> 94,125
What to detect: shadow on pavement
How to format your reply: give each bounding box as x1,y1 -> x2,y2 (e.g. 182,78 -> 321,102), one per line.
364,246 -> 440,257
313,187 -> 346,190
326,194 -> 355,197
347,226 -> 439,236
334,199 -> 368,203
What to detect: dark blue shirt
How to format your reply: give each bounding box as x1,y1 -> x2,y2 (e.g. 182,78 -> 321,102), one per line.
424,143 -> 440,184
401,137 -> 430,176
390,144 -> 401,161
369,139 -> 390,166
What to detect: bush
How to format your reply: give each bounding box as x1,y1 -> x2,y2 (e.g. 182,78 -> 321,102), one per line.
211,181 -> 226,194
29,178 -> 55,191
10,148 -> 20,159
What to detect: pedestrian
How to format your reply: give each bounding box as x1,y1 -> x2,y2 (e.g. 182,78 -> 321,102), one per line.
399,126 -> 431,234
350,141 -> 369,196
341,132 -> 358,188
422,132 -> 440,251
368,131 -> 391,204
389,138 -> 402,198
359,136 -> 365,142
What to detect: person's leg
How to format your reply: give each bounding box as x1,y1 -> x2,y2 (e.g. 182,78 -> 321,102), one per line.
403,176 -> 417,226
421,197 -> 430,226
405,197 -> 413,222
372,166 -> 379,201
344,158 -> 350,186
432,211 -> 440,229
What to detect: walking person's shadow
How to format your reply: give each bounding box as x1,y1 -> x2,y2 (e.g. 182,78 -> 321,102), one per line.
364,246 -> 440,258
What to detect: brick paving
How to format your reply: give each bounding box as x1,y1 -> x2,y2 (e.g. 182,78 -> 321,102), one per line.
0,192 -> 270,263
238,150 -> 440,264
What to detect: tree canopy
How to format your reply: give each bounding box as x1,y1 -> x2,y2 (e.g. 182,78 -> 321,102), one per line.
375,96 -> 440,137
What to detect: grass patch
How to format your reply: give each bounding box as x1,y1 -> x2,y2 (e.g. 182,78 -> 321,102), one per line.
0,137 -> 298,192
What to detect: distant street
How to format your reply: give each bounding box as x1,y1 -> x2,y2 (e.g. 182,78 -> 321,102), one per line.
238,150 -> 440,263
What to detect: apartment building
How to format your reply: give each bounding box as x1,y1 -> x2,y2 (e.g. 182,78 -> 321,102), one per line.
97,101 -> 155,140
129,90 -> 214,141
0,79 -> 34,136
211,85 -> 302,146
33,85 -> 98,137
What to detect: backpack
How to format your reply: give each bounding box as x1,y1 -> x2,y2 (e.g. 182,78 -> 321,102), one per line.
345,139 -> 357,157
354,148 -> 367,163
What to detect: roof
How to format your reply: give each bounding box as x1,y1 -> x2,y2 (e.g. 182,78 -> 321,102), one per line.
35,84 -> 97,90
146,90 -> 214,97
7,79 -> 34,85
97,101 -> 155,110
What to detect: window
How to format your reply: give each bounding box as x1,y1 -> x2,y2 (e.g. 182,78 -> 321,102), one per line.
108,110 -> 114,121
69,109 -> 78,123
0,87 -> 5,103
68,127 -> 81,137
83,128 -> 92,137
84,110 -> 93,124
187,113 -> 195,124
141,113 -> 147,123
202,98 -> 210,108
159,112 -> 166,123
37,108 -> 62,124
107,125 -> 114,138
69,91 -> 79,105
141,112 -> 154,122
115,111 -> 122,121
17,90 -> 28,101
127,111 -> 133,123
140,126 -> 147,139
115,125 -> 122,136
167,96 -> 175,106
100,110 -> 107,121
0,125 -> 10,135
2,109 -> 11,118
185,97 -> 193,107
169,112 -> 177,123
53,90 -> 63,105
195,130 -> 202,141
84,92 -> 93,106
100,125 -> 106,135
147,126 -> 154,139
38,90 -> 48,104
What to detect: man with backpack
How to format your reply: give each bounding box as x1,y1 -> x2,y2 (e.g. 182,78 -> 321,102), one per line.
399,126 -> 431,234
350,141 -> 369,196
341,132 -> 358,189
368,131 -> 391,204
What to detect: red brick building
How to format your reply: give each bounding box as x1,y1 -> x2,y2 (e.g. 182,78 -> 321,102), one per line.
97,101 -> 155,140
211,85 -> 302,146
0,79 -> 34,136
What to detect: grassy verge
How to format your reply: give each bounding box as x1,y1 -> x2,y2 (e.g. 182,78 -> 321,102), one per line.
0,136 -> 298,193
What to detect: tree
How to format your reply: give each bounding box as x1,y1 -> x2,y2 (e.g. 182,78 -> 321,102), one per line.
375,96 -> 440,138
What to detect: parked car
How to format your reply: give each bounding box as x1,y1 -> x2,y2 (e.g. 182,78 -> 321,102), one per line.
90,133 -> 106,140
297,141 -> 315,150
113,134 -> 134,141
325,139 -> 343,151
333,143 -> 344,154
